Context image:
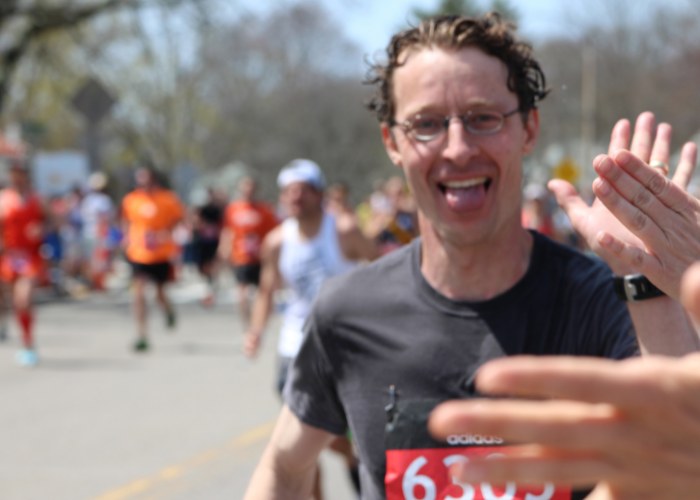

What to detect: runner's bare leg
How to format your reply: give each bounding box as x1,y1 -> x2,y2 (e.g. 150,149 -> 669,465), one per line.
237,283 -> 251,328
133,276 -> 148,340
13,277 -> 34,349
155,283 -> 171,311
155,281 -> 175,329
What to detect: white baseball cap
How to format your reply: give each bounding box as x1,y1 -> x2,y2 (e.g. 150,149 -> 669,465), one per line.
277,159 -> 326,191
88,172 -> 108,191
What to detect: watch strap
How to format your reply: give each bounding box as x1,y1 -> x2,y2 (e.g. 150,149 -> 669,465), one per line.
612,274 -> 665,302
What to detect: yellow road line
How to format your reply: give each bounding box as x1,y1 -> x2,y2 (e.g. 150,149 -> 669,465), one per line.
86,420 -> 276,500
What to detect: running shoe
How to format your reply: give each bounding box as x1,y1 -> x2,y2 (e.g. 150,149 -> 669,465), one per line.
133,338 -> 149,352
15,349 -> 38,367
165,309 -> 176,330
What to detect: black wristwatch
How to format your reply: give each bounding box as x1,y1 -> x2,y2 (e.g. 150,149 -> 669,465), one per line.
612,274 -> 666,302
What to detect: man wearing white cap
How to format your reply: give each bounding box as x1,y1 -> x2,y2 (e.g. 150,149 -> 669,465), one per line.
243,158 -> 377,382
243,159 -> 377,497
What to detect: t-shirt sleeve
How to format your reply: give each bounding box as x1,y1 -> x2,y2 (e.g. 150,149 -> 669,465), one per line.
582,269 -> 639,360
283,310 -> 348,436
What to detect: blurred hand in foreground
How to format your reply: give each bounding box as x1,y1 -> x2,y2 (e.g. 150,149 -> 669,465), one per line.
428,263 -> 700,500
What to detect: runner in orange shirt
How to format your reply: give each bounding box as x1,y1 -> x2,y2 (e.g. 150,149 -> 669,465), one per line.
0,162 -> 47,367
218,177 -> 277,328
122,167 -> 184,352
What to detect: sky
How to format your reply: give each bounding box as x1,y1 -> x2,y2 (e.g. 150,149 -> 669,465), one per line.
236,0 -> 583,58
229,0 -> 688,58
331,0 -> 568,56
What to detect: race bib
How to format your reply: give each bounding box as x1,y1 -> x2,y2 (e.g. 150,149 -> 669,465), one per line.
385,399 -> 578,500
7,250 -> 31,273
144,230 -> 170,251
200,224 -> 220,240
241,234 -> 262,257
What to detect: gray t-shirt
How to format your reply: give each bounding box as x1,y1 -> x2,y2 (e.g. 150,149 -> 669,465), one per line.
284,233 -> 638,500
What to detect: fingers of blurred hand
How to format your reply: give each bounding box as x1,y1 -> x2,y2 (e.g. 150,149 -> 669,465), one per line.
608,119 -> 631,156
629,112 -> 656,163
613,150 -> 693,213
547,179 -> 589,224
429,399 -> 622,451
672,142 -> 698,189
470,355 -> 688,411
475,355 -> 700,431
450,452 -> 614,489
681,263 -> 700,323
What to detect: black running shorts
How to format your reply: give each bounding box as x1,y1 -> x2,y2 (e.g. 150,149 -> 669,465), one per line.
130,261 -> 172,284
233,264 -> 261,286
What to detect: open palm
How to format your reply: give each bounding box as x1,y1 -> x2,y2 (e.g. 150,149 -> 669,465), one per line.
549,113 -> 675,275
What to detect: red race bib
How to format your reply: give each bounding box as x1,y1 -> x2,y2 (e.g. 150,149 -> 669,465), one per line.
384,399 -> 574,500
386,447 -> 570,500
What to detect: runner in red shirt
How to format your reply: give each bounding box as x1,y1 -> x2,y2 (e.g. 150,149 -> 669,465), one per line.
218,177 -> 277,328
0,162 -> 47,367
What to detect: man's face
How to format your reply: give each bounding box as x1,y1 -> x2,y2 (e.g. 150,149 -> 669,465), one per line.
382,47 -> 539,248
238,178 -> 256,201
135,168 -> 154,189
281,181 -> 323,219
10,168 -> 28,190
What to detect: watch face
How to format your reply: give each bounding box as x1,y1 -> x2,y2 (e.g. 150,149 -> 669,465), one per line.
612,275 -> 631,302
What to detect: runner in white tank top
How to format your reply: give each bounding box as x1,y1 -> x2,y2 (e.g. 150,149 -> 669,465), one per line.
243,159 -> 378,364
278,212 -> 356,358
242,159 -> 378,499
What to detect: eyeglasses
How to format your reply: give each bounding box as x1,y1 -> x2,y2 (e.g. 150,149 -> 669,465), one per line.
391,108 -> 521,142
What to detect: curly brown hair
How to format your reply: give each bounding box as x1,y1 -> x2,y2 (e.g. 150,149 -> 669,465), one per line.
365,13 -> 549,124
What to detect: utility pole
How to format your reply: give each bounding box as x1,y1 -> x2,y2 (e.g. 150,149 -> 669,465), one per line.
71,79 -> 115,172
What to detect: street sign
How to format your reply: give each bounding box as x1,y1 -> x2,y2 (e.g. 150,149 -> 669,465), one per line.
551,156 -> 581,185
71,79 -> 115,124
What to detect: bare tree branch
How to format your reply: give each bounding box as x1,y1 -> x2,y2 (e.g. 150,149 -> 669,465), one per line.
0,0 -> 201,116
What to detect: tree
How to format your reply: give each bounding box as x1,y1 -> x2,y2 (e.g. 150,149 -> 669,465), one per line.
2,0 -> 216,183
193,1 -> 393,201
0,0 -> 134,116
531,0 -> 700,185
0,0 -> 209,117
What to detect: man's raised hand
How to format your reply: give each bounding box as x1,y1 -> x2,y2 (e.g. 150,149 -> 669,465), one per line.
548,113 -> 663,275
592,140 -> 700,302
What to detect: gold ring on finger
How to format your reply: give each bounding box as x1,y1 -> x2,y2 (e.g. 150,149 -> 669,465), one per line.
649,160 -> 669,176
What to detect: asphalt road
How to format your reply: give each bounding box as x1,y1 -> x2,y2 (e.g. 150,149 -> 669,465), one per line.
0,280 -> 356,500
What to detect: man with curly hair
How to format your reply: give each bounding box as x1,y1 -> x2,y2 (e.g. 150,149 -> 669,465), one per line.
244,14 -> 697,500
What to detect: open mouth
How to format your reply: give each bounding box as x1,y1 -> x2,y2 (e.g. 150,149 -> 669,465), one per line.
437,177 -> 492,212
438,177 -> 491,192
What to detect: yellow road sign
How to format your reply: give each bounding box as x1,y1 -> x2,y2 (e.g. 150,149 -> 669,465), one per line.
552,156 -> 581,185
